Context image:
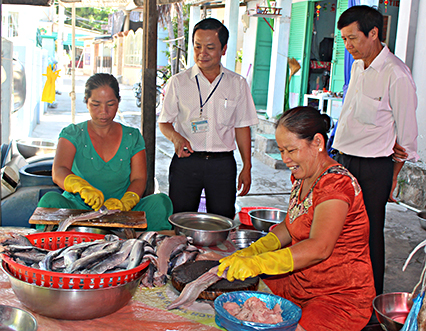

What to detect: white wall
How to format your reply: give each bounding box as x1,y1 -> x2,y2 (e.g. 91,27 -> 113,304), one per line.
241,1 -> 258,87
10,43 -> 47,141
411,0 -> 426,162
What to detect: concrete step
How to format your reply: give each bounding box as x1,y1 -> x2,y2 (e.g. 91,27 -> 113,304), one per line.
253,125 -> 286,169
254,133 -> 279,154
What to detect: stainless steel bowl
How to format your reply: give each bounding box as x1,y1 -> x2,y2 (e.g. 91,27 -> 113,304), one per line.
248,209 -> 287,232
16,138 -> 57,159
373,292 -> 412,331
168,212 -> 239,246
229,230 -> 266,249
67,226 -> 114,235
2,261 -> 142,320
0,305 -> 37,331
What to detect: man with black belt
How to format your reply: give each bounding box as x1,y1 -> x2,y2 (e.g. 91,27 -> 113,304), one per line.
158,18 -> 258,219
332,6 -> 419,296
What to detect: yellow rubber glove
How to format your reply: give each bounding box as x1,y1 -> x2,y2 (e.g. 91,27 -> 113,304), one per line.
64,174 -> 104,210
219,232 -> 281,268
103,192 -> 140,212
103,198 -> 124,211
120,192 -> 140,211
218,248 -> 294,282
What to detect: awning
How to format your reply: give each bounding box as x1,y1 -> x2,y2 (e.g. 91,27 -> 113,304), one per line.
2,0 -> 53,5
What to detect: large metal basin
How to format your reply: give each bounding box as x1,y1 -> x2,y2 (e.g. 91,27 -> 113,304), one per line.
169,212 -> 238,246
2,261 -> 143,320
373,292 -> 412,331
248,209 -> 287,232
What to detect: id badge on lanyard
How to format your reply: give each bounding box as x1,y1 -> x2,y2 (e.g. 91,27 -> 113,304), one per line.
191,73 -> 223,134
191,116 -> 209,133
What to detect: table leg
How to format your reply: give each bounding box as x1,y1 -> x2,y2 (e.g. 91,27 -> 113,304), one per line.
44,225 -> 55,232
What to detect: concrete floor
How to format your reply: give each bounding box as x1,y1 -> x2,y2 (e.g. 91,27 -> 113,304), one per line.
31,75 -> 426,319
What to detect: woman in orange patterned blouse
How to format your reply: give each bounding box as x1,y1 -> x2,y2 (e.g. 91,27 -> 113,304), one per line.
218,106 -> 375,331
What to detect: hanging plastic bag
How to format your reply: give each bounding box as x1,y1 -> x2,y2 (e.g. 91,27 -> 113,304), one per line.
401,292 -> 424,331
41,65 -> 60,103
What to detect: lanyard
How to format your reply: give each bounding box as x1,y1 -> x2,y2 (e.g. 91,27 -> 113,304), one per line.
195,72 -> 224,116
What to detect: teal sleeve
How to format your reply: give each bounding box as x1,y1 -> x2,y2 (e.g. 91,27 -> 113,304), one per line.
127,126 -> 145,157
59,122 -> 86,149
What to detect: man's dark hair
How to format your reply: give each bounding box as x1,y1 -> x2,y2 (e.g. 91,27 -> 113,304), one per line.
192,18 -> 229,49
337,5 -> 383,42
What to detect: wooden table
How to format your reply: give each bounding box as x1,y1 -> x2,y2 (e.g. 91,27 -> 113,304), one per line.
29,207 -> 147,239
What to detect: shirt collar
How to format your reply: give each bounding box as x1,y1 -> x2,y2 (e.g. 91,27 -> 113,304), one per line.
191,64 -> 224,82
367,43 -> 390,72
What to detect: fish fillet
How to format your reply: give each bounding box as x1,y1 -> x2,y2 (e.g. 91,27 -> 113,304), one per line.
57,208 -> 120,232
167,266 -> 226,310
154,235 -> 188,286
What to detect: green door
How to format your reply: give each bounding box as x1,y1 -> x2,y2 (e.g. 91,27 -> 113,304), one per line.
251,18 -> 273,110
287,1 -> 314,106
329,0 -> 348,93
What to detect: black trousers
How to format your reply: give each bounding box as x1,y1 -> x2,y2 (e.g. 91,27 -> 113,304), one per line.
335,153 -> 393,295
168,152 -> 237,220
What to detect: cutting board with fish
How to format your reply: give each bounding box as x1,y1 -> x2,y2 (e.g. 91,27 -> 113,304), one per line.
171,260 -> 259,301
28,207 -> 147,229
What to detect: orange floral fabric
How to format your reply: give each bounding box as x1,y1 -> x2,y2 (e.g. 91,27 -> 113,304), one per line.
264,165 -> 375,331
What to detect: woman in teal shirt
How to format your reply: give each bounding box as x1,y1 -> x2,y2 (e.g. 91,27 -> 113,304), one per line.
38,73 -> 173,231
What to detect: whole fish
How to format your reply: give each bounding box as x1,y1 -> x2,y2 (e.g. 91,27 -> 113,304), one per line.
64,241 -> 122,273
126,239 -> 145,270
0,233 -> 33,247
137,231 -> 158,246
57,207 -> 120,232
141,263 -> 156,288
169,243 -> 188,261
81,239 -> 135,274
56,241 -> 104,268
154,235 -> 188,287
10,250 -> 48,265
167,266 -> 226,310
39,246 -> 68,271
173,250 -> 199,269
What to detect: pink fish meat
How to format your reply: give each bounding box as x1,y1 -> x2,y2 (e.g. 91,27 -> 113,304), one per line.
224,297 -> 283,324
167,266 -> 226,310
153,235 -> 188,286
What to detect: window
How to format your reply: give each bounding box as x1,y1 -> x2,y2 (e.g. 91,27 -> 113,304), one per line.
124,28 -> 143,66
7,12 -> 19,38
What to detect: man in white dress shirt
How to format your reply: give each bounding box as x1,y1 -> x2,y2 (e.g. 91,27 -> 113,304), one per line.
332,5 -> 419,296
158,18 -> 258,219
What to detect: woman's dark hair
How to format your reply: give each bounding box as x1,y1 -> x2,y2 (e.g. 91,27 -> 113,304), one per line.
338,5 -> 383,42
192,18 -> 229,50
275,106 -> 332,146
84,73 -> 121,103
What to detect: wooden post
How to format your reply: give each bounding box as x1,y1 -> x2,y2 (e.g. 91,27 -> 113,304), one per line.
141,0 -> 158,196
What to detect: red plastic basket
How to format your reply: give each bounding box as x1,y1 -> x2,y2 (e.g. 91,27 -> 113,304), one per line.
1,232 -> 149,289
238,206 -> 280,226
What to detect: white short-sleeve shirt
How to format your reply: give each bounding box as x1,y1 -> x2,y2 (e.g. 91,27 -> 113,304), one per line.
158,64 -> 258,152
